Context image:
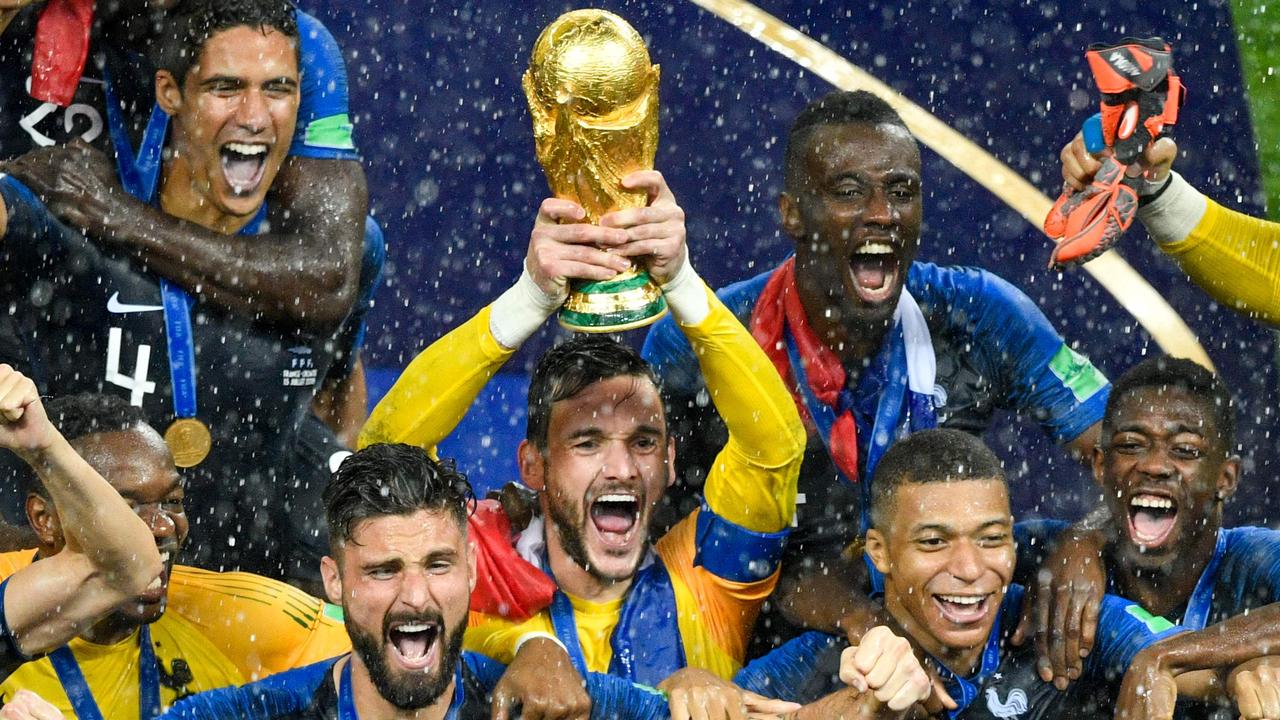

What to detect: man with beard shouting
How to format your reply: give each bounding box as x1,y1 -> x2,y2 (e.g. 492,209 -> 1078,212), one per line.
140,443 -> 673,720
357,171 -> 806,713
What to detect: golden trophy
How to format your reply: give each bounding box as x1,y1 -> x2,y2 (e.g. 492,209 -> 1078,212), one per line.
524,9 -> 668,332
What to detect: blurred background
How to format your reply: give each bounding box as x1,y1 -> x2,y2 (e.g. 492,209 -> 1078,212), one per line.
301,0 -> 1280,525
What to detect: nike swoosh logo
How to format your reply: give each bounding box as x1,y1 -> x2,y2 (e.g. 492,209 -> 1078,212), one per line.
107,292 -> 164,314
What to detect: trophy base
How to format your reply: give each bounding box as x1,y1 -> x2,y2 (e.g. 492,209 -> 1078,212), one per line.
557,269 -> 669,333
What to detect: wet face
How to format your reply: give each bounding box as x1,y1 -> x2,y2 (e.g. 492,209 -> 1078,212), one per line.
61,428 -> 186,626
867,479 -> 1013,671
526,375 -> 674,584
322,509 -> 474,711
1097,387 -> 1237,570
158,25 -> 299,227
783,122 -> 923,332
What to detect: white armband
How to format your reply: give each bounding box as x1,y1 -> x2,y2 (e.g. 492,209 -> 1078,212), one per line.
1136,171 -> 1208,246
514,631 -> 567,655
661,253 -> 710,326
489,266 -> 565,350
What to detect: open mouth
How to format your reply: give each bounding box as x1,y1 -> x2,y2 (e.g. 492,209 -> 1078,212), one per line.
387,619 -> 441,671
1127,493 -> 1179,550
848,240 -> 901,304
933,593 -> 992,625
139,549 -> 174,604
220,142 -> 269,196
589,492 -> 640,548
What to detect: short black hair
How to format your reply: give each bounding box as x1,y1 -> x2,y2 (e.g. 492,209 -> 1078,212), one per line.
153,0 -> 299,85
783,90 -> 915,193
323,443 -> 475,552
869,428 -> 1005,530
25,393 -> 151,498
45,393 -> 150,444
525,335 -> 662,450
1103,357 -> 1236,453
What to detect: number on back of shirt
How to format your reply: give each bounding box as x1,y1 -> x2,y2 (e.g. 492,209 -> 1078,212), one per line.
106,328 -> 155,406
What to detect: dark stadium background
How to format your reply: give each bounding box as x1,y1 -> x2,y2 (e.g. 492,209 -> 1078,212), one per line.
300,0 -> 1279,526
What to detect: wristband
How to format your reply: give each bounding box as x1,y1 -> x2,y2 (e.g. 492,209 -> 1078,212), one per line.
661,253 -> 710,326
489,266 -> 564,351
514,631 -> 567,655
1135,171 -> 1207,246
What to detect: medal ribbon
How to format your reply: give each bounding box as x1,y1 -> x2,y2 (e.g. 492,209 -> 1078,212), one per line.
49,625 -> 161,720
103,69 -> 201,425
544,552 -> 684,687
338,654 -> 466,720
159,278 -> 198,421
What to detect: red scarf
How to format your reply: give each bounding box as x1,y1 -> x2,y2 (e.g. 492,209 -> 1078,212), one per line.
467,499 -> 556,620
31,0 -> 95,107
749,258 -> 861,482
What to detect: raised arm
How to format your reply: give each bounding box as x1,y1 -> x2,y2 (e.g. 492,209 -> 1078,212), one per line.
615,172 -> 804,533
359,194 -> 630,451
1142,172 -> 1280,326
1060,133 -> 1280,327
0,365 -> 162,659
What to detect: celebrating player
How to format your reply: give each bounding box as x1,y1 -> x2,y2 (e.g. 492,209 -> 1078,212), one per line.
1012,357 -> 1280,718
641,89 -> 1110,652
359,170 -> 805,710
0,0 -> 367,337
734,429 -> 1238,719
0,366 -> 161,682
149,443 -> 671,720
0,392 -> 350,716
0,0 -> 378,581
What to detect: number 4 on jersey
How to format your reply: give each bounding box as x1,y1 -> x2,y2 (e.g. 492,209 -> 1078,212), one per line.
106,327 -> 156,406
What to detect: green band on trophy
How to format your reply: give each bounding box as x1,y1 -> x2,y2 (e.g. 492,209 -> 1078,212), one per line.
558,274 -> 669,332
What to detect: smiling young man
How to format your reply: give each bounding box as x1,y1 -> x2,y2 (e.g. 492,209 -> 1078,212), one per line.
730,428 -> 1233,719
640,90 -> 1111,651
0,0 -> 368,338
0,392 -> 350,717
1022,357 -> 1280,718
358,171 -> 805,697
0,0 -> 377,582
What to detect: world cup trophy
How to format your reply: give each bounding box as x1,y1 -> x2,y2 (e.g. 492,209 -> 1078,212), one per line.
523,9 -> 668,332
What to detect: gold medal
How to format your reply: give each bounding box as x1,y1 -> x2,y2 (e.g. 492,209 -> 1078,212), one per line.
164,418 -> 212,468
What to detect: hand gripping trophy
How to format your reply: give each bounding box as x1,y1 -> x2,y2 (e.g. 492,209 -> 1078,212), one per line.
523,9 -> 668,332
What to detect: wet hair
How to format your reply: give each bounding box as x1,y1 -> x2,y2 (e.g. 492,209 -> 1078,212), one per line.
25,393 -> 151,499
869,428 -> 1005,530
525,335 -> 662,451
1104,356 -> 1236,453
323,443 -> 475,552
783,90 -> 915,194
153,0 -> 299,85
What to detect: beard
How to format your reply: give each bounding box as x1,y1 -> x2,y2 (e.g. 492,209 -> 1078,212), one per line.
545,488 -> 594,573
345,610 -> 466,710
543,475 -> 648,584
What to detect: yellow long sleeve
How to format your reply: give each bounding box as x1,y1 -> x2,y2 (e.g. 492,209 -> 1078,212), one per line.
1161,197 -> 1280,327
682,282 -> 806,533
358,305 -> 515,451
